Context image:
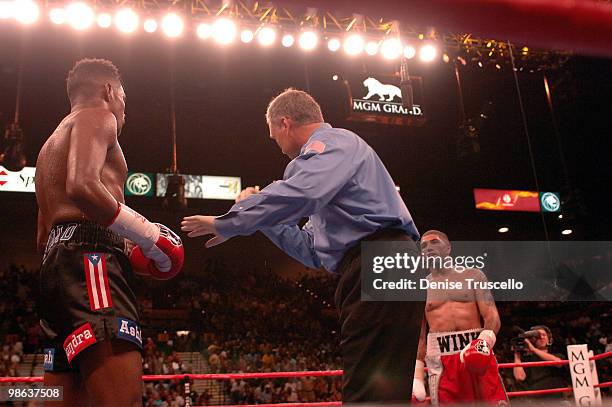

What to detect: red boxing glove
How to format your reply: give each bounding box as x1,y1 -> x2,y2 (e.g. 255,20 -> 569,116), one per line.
460,338 -> 495,375
106,203 -> 184,280
130,223 -> 184,280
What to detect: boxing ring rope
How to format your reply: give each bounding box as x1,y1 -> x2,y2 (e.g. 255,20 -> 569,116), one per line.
190,403 -> 341,407
141,370 -> 343,381
0,351 -> 610,401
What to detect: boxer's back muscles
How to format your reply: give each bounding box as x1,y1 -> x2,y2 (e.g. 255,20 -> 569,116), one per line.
35,107 -> 127,252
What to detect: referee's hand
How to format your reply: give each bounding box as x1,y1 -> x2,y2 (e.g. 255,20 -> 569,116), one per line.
181,215 -> 227,248
236,186 -> 260,203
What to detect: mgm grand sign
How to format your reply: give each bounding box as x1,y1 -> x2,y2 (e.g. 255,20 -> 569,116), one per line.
345,75 -> 425,126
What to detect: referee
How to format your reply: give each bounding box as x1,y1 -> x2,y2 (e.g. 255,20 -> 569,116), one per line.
182,88 -> 423,403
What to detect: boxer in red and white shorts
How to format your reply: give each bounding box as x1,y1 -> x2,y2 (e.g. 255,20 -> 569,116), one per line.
412,230 -> 508,406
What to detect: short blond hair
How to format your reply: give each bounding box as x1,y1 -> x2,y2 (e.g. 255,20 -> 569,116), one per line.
266,88 -> 324,126
422,230 -> 450,243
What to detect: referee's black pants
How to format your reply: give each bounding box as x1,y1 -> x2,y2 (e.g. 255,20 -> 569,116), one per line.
334,230 -> 424,404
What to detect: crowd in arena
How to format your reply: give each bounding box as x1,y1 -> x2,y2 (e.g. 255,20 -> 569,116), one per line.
0,261 -> 610,405
0,264 -> 41,378
138,260 -> 342,404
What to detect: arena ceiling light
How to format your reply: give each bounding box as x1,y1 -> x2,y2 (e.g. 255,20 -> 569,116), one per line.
281,34 -> 294,47
498,227 -> 509,233
403,45 -> 416,59
365,41 -> 379,56
298,31 -> 318,51
66,2 -> 95,30
143,18 -> 157,33
380,37 -> 402,60
114,8 -> 139,34
343,33 -> 364,56
561,229 -> 573,236
419,44 -> 438,62
13,0 -> 39,24
49,7 -> 66,25
161,13 -> 183,38
240,29 -> 254,43
0,1 -> 13,20
212,18 -> 236,45
196,22 -> 211,39
327,38 -> 341,52
257,26 -> 276,46
96,12 -> 111,28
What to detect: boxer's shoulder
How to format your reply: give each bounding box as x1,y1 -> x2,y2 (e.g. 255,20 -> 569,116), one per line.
460,267 -> 487,280
70,108 -> 118,138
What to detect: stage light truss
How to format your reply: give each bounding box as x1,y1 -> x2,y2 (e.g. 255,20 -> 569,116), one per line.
27,0 -> 572,65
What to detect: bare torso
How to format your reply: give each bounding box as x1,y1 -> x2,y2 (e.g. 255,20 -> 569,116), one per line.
425,268 -> 483,332
35,109 -> 128,246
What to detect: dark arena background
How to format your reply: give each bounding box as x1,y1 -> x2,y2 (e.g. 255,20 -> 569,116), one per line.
0,0 -> 611,406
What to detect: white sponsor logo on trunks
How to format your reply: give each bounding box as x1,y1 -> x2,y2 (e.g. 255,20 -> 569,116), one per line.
435,331 -> 480,354
45,223 -> 78,252
427,328 -> 484,357
118,317 -> 143,347
43,348 -> 55,371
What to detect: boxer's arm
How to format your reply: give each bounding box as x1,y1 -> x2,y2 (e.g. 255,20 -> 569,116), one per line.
65,109 -> 120,224
416,316 -> 427,362
412,316 -> 427,401
474,269 -> 501,334
261,222 -> 321,269
214,137 -> 356,238
36,209 -> 48,255
477,291 -> 501,333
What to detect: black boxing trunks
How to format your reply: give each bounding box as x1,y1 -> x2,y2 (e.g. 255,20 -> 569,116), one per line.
39,221 -> 142,372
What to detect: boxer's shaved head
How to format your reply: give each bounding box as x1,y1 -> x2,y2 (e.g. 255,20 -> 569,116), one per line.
421,230 -> 450,243
266,88 -> 324,127
67,58 -> 122,104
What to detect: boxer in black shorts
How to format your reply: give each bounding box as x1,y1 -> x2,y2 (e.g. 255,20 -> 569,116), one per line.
39,221 -> 141,373
35,58 -> 183,406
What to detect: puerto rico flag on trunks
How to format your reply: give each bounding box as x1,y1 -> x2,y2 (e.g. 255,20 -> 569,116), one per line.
83,253 -> 113,311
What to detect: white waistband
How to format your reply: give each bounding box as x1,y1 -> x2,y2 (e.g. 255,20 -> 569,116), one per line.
426,328 -> 482,357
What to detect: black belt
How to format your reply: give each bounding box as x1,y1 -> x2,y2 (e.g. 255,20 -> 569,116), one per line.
44,221 -> 124,259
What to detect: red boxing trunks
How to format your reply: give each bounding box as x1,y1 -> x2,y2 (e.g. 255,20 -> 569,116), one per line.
426,328 -> 508,406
